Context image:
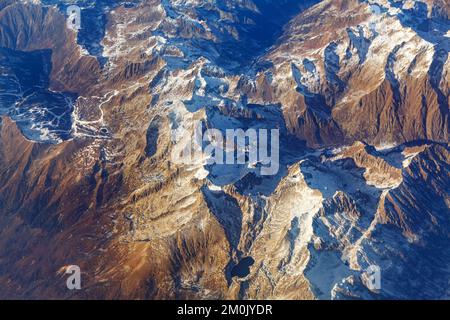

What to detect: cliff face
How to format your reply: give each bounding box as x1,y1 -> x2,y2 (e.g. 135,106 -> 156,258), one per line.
261,0 -> 449,147
0,0 -> 100,93
0,0 -> 448,299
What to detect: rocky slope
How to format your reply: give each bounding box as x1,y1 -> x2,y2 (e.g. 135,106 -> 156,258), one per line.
0,0 -> 448,299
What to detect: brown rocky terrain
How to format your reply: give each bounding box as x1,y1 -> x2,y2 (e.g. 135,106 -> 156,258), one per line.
0,0 -> 448,300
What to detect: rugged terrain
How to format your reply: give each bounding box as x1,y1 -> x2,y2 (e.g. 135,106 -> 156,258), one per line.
0,0 -> 449,299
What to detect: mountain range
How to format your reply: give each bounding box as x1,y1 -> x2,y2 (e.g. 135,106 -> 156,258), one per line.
0,0 -> 449,299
